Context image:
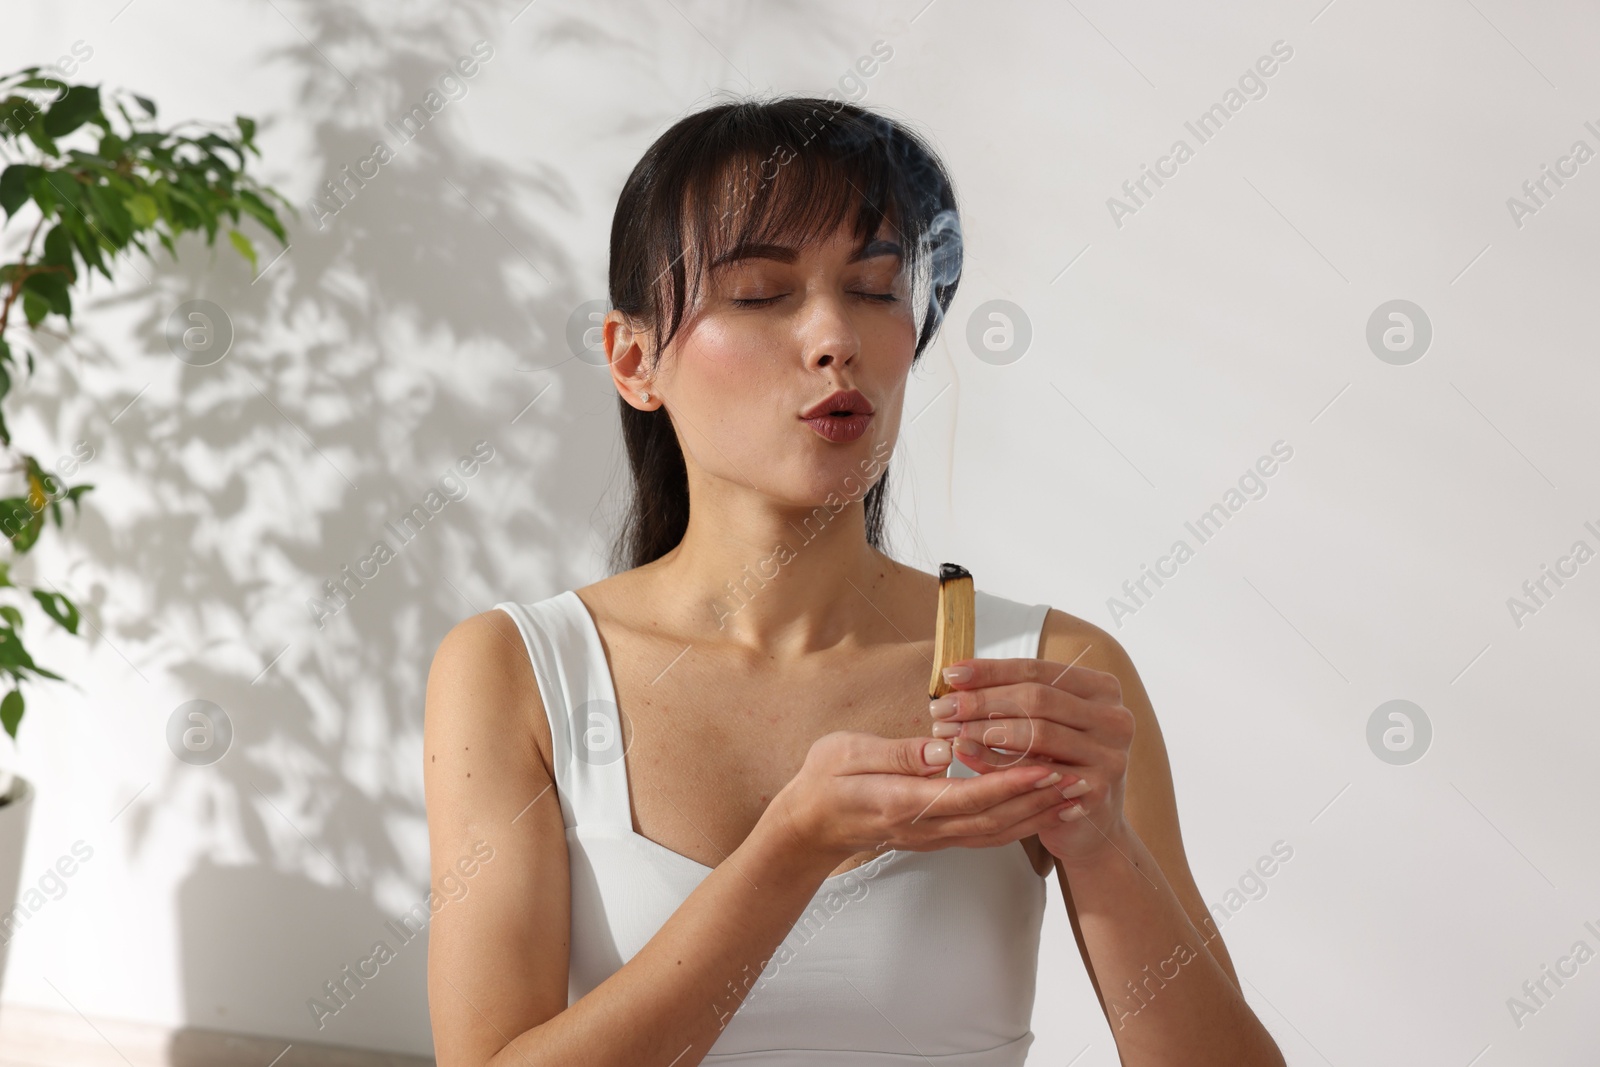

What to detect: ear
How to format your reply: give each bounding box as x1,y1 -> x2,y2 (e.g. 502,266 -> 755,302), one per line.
605,310 -> 657,410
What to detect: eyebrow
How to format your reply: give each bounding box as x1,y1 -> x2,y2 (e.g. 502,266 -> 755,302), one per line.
708,237 -> 903,272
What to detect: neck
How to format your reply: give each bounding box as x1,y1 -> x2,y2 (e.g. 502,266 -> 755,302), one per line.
645,495 -> 906,655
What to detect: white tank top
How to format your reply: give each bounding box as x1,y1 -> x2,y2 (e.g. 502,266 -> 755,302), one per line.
494,587 -> 1054,1065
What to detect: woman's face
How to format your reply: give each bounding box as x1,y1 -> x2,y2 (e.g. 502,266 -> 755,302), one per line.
616,219 -> 919,510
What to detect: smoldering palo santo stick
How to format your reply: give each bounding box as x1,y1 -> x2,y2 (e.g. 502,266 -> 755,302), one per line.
929,563 -> 975,699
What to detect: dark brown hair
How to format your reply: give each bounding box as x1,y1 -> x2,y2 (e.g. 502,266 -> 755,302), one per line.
606,94 -> 963,573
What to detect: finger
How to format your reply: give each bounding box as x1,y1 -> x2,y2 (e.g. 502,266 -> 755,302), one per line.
939,655 -> 1122,704
945,718 -> 1098,766
893,761 -> 1070,822
951,739 -> 1057,774
822,731 -> 954,777
899,776 -> 1070,848
957,682 -> 1103,734
922,776 -> 1094,846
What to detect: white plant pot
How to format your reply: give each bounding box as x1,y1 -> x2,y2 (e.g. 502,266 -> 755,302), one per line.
0,774 -> 36,998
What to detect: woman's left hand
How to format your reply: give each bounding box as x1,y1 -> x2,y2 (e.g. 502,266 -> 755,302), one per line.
929,657 -> 1136,866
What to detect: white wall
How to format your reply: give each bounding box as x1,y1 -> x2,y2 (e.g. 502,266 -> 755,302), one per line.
2,0 -> 1598,1063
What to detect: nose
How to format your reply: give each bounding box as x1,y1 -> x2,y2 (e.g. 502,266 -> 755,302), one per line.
800,293 -> 860,370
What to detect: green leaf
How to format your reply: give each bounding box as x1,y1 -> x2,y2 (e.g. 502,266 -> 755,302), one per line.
237,188 -> 287,243
127,192 -> 158,227
0,164 -> 39,218
0,493 -> 36,524
0,607 -> 20,628
236,115 -> 255,145
42,224 -> 77,281
227,228 -> 257,272
42,84 -> 100,138
22,115 -> 58,157
86,183 -> 132,246
31,590 -> 80,635
64,212 -> 110,280
0,689 -> 21,741
21,270 -> 71,320
27,169 -> 60,217
132,94 -> 156,117
21,290 -> 48,327
0,630 -> 24,671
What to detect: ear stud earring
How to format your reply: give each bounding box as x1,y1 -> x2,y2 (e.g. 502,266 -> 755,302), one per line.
639,391 -> 652,404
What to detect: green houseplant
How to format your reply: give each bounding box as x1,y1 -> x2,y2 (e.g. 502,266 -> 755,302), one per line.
0,66 -> 291,776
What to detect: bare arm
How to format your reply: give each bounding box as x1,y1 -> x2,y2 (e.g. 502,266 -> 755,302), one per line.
1041,612 -> 1283,1064
423,610 -> 865,1067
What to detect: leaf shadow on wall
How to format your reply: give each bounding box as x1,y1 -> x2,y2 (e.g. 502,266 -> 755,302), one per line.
27,0 -> 645,1055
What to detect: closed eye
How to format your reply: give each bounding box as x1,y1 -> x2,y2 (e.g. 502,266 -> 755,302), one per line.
729,293 -> 899,308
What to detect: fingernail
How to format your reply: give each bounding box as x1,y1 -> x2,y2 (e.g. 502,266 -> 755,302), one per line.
953,737 -> 980,756
1033,771 -> 1063,789
941,665 -> 973,684
1059,804 -> 1087,821
928,695 -> 958,719
930,721 -> 960,739
923,739 -> 951,765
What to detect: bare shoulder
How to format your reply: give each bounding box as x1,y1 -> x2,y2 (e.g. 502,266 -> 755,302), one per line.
424,607 -> 550,781
1036,607 -> 1136,680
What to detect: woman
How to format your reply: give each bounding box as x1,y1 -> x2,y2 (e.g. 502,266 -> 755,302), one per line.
424,96 -> 1285,1066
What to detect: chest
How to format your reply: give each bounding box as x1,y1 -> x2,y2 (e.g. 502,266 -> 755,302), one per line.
585,633 -> 1052,880
620,640 -> 920,858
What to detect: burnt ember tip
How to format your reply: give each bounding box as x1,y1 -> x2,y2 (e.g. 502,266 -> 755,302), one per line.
938,562 -> 971,582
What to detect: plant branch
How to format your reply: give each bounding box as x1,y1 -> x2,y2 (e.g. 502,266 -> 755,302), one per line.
0,214 -> 46,339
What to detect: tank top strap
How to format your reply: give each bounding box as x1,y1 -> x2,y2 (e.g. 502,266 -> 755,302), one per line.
972,588 -> 1052,661
493,594 -> 634,834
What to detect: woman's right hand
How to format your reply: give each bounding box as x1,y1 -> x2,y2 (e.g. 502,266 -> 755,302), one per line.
770,730 -> 1092,869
